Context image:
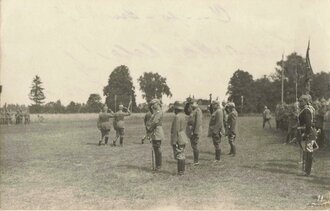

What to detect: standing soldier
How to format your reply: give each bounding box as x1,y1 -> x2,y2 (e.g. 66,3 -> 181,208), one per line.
97,105 -> 114,146
208,100 -> 225,162
113,104 -> 130,147
188,101 -> 203,165
171,101 -> 189,175
141,103 -> 153,144
147,99 -> 165,172
286,104 -> 299,144
297,95 -> 319,176
24,110 -> 31,124
263,106 -> 272,128
227,102 -> 238,156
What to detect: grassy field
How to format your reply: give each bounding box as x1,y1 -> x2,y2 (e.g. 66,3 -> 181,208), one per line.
1,114 -> 329,209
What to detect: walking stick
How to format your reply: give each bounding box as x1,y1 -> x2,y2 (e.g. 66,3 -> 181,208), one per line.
151,145 -> 155,171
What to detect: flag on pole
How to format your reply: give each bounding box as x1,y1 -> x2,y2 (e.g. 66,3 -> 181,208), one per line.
304,40 -> 313,94
305,40 -> 314,79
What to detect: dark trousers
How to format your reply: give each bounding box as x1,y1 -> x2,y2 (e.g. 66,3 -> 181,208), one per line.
152,140 -> 162,169
212,134 -> 221,160
263,119 -> 271,128
190,135 -> 199,163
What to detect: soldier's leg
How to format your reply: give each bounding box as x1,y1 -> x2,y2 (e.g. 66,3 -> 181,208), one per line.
119,128 -> 124,147
304,152 -> 313,176
113,130 -> 119,146
190,135 -> 199,165
212,135 -> 221,161
99,130 -> 105,146
176,144 -> 186,175
152,140 -> 162,171
229,134 -> 236,156
104,130 -> 110,145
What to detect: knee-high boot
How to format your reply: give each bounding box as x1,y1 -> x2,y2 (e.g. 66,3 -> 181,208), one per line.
193,150 -> 199,164
120,137 -> 123,147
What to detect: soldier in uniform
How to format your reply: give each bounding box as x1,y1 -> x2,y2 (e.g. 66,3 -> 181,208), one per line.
147,99 -> 165,172
24,110 -> 31,124
208,100 -> 225,162
171,101 -> 189,175
113,104 -> 131,147
226,102 -> 238,156
97,105 -> 114,146
297,95 -> 319,176
263,106 -> 272,128
286,104 -> 299,144
141,103 -> 153,144
188,101 -> 203,165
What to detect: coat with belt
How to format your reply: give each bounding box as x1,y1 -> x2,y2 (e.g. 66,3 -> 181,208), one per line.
171,112 -> 188,145
113,110 -> 130,129
148,109 -> 165,141
97,112 -> 114,130
191,107 -> 202,135
208,108 -> 225,137
227,109 -> 238,136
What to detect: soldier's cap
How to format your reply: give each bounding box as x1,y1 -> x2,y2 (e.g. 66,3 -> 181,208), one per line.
119,104 -> 124,108
227,102 -> 235,108
191,101 -> 199,108
222,100 -> 227,105
103,105 -> 108,110
174,101 -> 184,110
212,100 -> 220,105
264,106 -> 268,109
150,99 -> 161,105
299,95 -> 310,102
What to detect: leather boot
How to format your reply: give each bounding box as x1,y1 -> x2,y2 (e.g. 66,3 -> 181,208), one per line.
232,145 -> 236,156
193,151 -> 199,165
105,137 -> 108,145
228,143 -> 233,155
98,140 -> 102,146
154,148 -> 162,171
178,159 -> 185,175
216,149 -> 221,161
120,137 -> 123,147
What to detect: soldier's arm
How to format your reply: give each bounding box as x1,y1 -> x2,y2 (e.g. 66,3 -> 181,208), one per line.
305,110 -> 312,135
193,110 -> 202,134
214,111 -> 223,134
148,112 -> 161,131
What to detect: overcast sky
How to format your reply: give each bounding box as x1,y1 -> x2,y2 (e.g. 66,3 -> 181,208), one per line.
1,0 -> 330,106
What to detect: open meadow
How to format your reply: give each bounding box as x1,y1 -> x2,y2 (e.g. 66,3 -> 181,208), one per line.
1,113 -> 329,209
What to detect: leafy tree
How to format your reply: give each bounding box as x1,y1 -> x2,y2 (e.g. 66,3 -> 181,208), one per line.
311,71 -> 330,99
66,101 -> 83,113
227,69 -> 255,112
138,72 -> 172,103
103,65 -> 137,111
86,94 -> 103,113
274,52 -> 306,103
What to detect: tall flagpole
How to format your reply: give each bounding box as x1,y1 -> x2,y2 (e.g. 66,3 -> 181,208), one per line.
295,65 -> 298,102
281,54 -> 284,105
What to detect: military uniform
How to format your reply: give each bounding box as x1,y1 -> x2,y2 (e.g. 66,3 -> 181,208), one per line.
113,108 -> 130,146
298,95 -> 319,176
147,99 -> 165,171
142,110 -> 153,144
171,101 -> 188,175
188,102 -> 202,165
208,101 -> 225,161
227,103 -> 238,156
263,107 -> 272,128
97,110 -> 114,145
286,105 -> 299,144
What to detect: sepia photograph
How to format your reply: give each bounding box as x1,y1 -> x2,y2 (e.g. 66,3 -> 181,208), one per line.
0,0 -> 329,209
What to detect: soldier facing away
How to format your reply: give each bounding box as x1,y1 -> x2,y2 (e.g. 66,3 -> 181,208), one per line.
171,101 -> 189,175
97,105 -> 114,146
147,99 -> 165,172
208,100 -> 225,162
263,106 -> 272,128
141,103 -> 153,144
187,101 -> 203,165
226,102 -> 238,156
113,104 -> 131,147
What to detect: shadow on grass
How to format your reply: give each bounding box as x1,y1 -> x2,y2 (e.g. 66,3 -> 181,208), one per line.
86,142 -> 100,146
241,165 -> 297,176
295,175 -> 330,189
117,164 -> 174,175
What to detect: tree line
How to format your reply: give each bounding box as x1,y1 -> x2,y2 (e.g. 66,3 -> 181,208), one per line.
227,52 -> 330,113
26,65 -> 172,114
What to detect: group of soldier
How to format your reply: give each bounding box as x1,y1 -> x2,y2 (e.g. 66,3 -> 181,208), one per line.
273,97 -> 330,147
0,109 -> 30,125
272,95 -> 330,176
97,98 -> 238,176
